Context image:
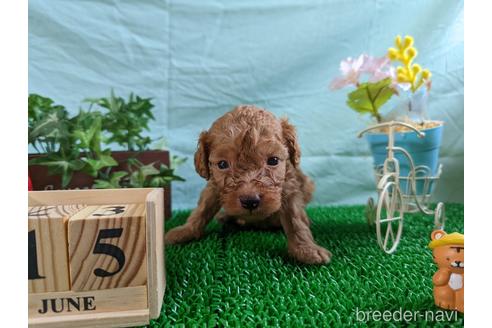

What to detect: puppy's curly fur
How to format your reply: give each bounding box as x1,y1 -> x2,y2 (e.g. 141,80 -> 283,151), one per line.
165,105 -> 331,264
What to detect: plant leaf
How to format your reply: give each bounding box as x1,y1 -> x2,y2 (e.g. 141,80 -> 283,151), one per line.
147,177 -> 165,187
61,171 -> 73,188
346,87 -> 374,114
138,163 -> 160,177
346,78 -> 393,119
368,80 -> 394,110
93,179 -> 113,189
129,170 -> 145,187
81,153 -> 117,177
171,155 -> 187,169
98,153 -> 118,167
110,171 -> 128,183
93,170 -> 128,189
29,154 -> 84,188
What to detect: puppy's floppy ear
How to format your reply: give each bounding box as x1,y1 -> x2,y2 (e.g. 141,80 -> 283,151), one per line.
194,131 -> 210,179
280,118 -> 301,167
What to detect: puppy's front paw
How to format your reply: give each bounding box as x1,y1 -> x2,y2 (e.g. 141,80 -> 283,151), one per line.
289,243 -> 332,265
165,225 -> 201,245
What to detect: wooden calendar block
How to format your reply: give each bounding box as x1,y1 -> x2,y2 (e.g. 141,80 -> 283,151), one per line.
28,205 -> 86,293
68,204 -> 147,291
28,286 -> 148,318
28,188 -> 165,328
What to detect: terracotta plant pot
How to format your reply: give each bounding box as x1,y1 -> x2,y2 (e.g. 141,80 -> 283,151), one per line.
28,150 -> 172,219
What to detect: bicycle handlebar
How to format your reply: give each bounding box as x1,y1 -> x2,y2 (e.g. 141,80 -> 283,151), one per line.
357,121 -> 426,138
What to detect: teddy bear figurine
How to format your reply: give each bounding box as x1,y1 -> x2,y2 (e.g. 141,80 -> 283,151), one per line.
428,229 -> 464,313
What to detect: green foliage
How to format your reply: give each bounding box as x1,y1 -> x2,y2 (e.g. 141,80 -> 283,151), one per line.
28,92 -> 186,189
28,94 -> 88,187
29,154 -> 85,188
92,171 -> 128,189
346,78 -> 394,123
84,90 -> 154,151
93,159 -> 186,189
28,94 -> 71,154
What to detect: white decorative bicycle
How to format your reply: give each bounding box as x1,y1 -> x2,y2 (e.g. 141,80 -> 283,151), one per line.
358,121 -> 446,254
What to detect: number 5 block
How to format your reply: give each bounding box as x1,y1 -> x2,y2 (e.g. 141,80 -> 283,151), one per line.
68,204 -> 147,292
28,205 -> 86,293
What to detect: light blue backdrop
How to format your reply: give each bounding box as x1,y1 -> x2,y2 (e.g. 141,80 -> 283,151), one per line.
29,0 -> 464,209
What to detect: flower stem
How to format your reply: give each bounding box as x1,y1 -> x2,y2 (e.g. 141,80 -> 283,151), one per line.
374,112 -> 382,123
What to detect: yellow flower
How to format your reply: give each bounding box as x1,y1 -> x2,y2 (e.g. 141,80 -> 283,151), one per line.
388,48 -> 399,60
406,47 -> 417,61
412,64 -> 422,76
403,35 -> 414,48
421,69 -> 431,80
387,35 -> 431,92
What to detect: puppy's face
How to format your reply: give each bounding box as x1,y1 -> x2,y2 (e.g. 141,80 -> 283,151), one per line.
194,106 -> 300,219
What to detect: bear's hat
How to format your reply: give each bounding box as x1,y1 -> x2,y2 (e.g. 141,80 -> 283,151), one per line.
428,230 -> 464,249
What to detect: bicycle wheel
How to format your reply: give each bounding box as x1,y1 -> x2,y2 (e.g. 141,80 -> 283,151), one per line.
376,181 -> 404,254
434,202 -> 446,230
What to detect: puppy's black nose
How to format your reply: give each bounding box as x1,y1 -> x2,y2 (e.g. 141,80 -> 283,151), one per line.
240,195 -> 260,210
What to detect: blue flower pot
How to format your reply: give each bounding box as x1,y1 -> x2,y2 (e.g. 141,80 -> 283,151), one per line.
365,123 -> 444,195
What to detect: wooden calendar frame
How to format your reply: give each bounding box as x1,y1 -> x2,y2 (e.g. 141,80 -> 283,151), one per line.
28,188 -> 165,328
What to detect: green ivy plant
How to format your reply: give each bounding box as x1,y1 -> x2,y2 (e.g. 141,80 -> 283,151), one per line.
28,94 -> 115,187
84,90 -> 154,151
28,92 -> 185,189
93,159 -> 185,189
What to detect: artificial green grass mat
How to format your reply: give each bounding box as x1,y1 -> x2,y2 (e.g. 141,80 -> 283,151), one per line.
149,204 -> 464,327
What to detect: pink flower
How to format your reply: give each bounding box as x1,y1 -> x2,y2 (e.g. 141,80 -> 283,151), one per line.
329,54 -> 366,90
361,55 -> 393,82
330,54 -> 414,92
361,56 -> 412,91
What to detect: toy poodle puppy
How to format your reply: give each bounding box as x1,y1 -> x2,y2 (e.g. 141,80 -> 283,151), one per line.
165,105 -> 331,264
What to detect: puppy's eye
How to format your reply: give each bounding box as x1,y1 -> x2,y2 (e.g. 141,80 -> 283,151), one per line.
217,160 -> 229,170
267,156 -> 279,166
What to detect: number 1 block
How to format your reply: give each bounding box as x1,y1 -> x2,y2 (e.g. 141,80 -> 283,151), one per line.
68,204 -> 147,291
28,205 -> 86,293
